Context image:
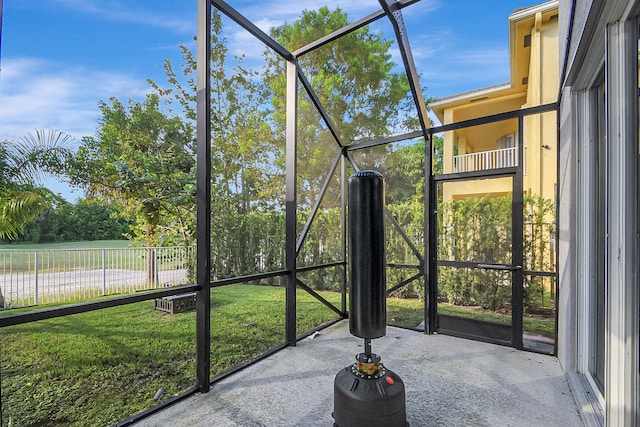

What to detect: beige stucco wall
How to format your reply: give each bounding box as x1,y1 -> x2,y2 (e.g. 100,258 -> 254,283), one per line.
438,5 -> 558,205
522,13 -> 558,203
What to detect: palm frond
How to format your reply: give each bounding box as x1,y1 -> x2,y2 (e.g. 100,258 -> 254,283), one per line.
5,129 -> 76,184
0,186 -> 57,240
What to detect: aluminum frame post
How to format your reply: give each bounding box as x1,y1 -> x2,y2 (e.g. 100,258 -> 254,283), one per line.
285,58 -> 298,346
196,0 -> 212,393
512,115 -> 525,349
341,155 -> 347,315
424,131 -> 437,334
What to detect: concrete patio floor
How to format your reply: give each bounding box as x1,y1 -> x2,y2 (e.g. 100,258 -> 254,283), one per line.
134,321 -> 583,427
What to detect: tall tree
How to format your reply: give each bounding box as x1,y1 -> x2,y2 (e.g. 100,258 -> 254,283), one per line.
69,94 -> 196,249
18,198 -> 130,243
148,10 -> 283,277
0,129 -> 73,240
148,10 -> 281,214
264,7 -> 413,208
384,135 -> 443,204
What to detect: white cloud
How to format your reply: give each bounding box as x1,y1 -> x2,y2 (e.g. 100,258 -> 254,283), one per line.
423,46 -> 510,89
232,0 -> 379,24
395,21 -> 510,99
456,49 -> 509,66
0,57 -> 151,140
404,27 -> 453,59
228,27 -> 270,61
252,18 -> 280,34
51,0 -> 194,34
371,20 -> 508,99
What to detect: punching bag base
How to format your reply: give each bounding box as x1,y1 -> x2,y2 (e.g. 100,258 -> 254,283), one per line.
333,363 -> 408,427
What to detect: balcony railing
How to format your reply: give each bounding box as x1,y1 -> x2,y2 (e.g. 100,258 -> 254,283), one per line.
453,147 -> 518,173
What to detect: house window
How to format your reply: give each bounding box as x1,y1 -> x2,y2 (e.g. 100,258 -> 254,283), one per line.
590,78 -> 606,394
496,132 -> 517,149
496,132 -> 518,170
572,8 -> 640,425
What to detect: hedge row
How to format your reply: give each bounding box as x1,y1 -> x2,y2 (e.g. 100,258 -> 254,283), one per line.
202,194 -> 554,313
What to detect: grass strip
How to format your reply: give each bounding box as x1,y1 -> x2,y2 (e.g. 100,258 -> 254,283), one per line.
0,284 -> 340,426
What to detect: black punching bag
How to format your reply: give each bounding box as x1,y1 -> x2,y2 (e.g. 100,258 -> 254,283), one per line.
348,170 -> 386,339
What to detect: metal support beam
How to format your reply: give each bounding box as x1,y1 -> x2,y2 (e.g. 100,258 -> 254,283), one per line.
340,155 -> 347,315
379,0 -> 430,136
296,150 -> 342,254
379,0 -> 434,332
196,0 -> 212,393
0,285 -> 200,327
387,272 -> 423,296
297,66 -> 346,149
294,10 -> 386,57
296,279 -> 343,317
285,59 -> 298,346
431,102 -> 558,135
384,206 -> 424,265
512,115 -> 525,349
425,131 -> 437,334
347,130 -> 423,152
294,0 -> 419,57
343,150 -> 361,172
344,146 -> 423,268
433,167 -> 518,182
212,0 -> 293,61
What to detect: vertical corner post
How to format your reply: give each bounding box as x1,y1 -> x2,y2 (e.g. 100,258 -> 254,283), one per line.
341,154 -> 347,316
196,0 -> 212,393
512,114 -> 525,349
285,58 -> 298,346
424,131 -> 437,334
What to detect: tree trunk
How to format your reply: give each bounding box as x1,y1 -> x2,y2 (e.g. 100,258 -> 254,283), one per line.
146,225 -> 157,288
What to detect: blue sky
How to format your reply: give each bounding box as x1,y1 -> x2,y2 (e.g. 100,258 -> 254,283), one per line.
0,0 -> 542,200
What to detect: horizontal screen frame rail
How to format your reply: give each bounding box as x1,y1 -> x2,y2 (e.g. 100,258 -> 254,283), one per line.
438,260 -> 521,271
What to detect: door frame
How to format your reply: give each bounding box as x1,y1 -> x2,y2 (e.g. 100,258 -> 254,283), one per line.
424,103 -> 558,350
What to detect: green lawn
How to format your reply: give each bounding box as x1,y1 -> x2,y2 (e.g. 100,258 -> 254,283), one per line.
0,284 -> 341,427
387,297 -> 556,338
0,286 -> 555,426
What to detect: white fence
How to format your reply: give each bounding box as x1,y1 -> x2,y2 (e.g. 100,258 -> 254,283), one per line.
453,147 -> 518,173
0,246 -> 195,308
